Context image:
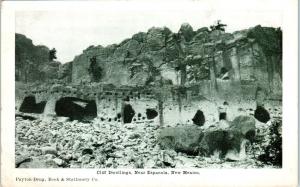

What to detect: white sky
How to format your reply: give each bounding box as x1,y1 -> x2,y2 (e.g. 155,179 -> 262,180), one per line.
15,0 -> 283,63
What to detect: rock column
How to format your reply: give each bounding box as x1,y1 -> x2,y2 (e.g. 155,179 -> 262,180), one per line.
230,47 -> 241,82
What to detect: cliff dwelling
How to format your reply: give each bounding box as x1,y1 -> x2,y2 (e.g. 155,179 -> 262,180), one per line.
15,22 -> 282,169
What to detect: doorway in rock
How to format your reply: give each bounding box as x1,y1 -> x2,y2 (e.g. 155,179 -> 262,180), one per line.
254,106 -> 270,123
192,110 -> 205,126
219,112 -> 227,120
123,104 -> 135,123
19,96 -> 46,114
146,108 -> 158,119
55,97 -> 97,121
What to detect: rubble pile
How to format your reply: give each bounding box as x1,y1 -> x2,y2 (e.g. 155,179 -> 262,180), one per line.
15,106 -> 281,168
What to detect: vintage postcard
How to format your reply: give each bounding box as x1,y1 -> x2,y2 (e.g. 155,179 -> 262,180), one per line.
1,0 -> 298,186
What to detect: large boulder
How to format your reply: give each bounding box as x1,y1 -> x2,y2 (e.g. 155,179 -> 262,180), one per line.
178,23 -> 194,42
18,159 -> 59,168
146,27 -> 167,51
199,128 -> 246,160
158,125 -> 248,160
113,39 -> 141,58
158,127 -> 203,155
229,115 -> 256,141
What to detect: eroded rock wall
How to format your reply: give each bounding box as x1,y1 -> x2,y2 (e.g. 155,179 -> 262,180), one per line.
70,24 -> 282,100
15,33 -> 63,83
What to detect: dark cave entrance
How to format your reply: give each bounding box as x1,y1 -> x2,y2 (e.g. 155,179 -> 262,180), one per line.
19,96 -> 46,114
219,112 -> 227,120
146,108 -> 158,119
254,106 -> 270,123
55,97 -> 97,121
123,104 -> 135,123
192,110 -> 205,126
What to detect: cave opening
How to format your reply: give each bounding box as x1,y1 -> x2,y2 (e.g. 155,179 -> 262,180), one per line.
254,106 -> 270,123
192,110 -> 205,126
219,112 -> 227,120
123,104 -> 135,123
55,97 -> 97,121
146,108 -> 158,119
19,96 -> 46,114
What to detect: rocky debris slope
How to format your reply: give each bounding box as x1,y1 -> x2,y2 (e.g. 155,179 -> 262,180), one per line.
15,111 -> 281,168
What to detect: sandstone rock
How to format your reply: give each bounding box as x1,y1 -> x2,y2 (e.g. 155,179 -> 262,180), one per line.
199,129 -> 244,159
57,117 -> 70,122
18,159 -> 59,168
40,61 -> 60,80
230,115 -> 256,141
44,153 -> 55,160
144,159 -> 156,168
41,146 -> 57,155
178,23 -> 194,42
53,158 -> 64,166
128,133 -> 141,139
146,27 -> 166,51
114,39 -> 141,58
158,127 -> 203,155
70,162 -> 81,168
15,156 -> 32,168
132,32 -> 147,43
175,155 -> 198,168
134,157 -> 144,168
17,24 -> 282,94
224,138 -> 248,161
61,154 -> 72,161
79,155 -> 91,164
106,157 -> 114,167
161,152 -> 175,167
73,140 -> 81,150
218,120 -> 230,129
15,33 -> 51,82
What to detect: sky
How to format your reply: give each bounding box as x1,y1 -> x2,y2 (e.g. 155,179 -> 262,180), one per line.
15,0 -> 283,63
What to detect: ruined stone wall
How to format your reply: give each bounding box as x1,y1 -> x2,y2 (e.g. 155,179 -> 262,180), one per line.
17,80 -> 281,128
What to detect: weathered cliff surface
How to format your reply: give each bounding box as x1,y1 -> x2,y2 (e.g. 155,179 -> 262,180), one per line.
16,23 -> 282,101
69,24 -> 282,97
15,33 -> 61,82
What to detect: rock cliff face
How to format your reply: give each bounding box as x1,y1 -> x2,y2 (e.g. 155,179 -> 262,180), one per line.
15,33 -> 61,82
16,24 -> 282,98
16,24 -> 282,113
70,24 -> 281,96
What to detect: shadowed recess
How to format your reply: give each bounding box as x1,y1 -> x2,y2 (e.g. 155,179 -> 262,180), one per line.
146,108 -> 158,119
55,97 -> 97,121
254,106 -> 270,123
19,96 -> 46,114
219,112 -> 227,120
192,110 -> 205,126
123,104 -> 135,123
